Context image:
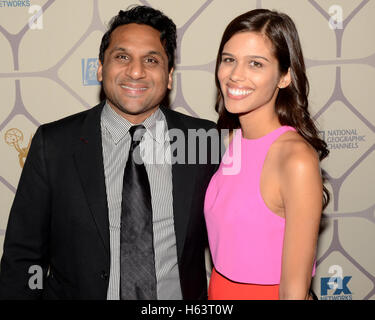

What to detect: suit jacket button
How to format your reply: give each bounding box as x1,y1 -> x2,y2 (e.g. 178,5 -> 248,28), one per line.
101,271 -> 109,280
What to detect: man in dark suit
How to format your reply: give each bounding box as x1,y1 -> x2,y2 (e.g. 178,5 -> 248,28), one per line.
0,6 -> 220,300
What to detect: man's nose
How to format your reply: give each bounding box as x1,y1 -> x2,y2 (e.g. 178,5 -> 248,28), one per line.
126,59 -> 146,79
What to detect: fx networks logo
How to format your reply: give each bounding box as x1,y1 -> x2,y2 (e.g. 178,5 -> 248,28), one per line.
320,265 -> 353,300
81,58 -> 100,86
0,0 -> 30,7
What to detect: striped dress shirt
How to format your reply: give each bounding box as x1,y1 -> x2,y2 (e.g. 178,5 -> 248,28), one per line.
101,103 -> 182,300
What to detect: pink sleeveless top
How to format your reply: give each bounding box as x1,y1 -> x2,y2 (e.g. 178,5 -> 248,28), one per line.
204,126 -> 316,285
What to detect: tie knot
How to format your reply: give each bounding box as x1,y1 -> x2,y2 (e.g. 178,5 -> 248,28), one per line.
129,125 -> 146,143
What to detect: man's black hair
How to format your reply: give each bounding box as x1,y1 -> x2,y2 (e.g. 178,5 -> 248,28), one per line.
99,5 -> 177,71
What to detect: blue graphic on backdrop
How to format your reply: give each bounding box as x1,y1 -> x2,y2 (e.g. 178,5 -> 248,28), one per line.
321,276 -> 353,300
81,58 -> 100,86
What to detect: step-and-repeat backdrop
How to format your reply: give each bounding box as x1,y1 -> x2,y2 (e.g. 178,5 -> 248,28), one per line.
0,0 -> 374,300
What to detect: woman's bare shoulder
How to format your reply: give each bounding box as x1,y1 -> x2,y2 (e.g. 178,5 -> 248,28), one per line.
272,130 -> 319,174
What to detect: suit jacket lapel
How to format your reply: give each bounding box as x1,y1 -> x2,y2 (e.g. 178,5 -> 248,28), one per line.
160,106 -> 198,262
73,102 -> 110,256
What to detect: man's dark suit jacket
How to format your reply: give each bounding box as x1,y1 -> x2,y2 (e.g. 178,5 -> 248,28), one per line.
0,102 -> 220,300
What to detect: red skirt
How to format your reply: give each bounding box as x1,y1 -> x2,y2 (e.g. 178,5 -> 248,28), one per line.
208,267 -> 280,300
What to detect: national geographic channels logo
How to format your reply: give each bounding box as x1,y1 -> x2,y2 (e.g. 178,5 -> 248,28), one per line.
320,128 -> 366,150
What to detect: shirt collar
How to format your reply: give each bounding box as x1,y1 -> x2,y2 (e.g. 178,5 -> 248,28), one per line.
101,102 -> 167,145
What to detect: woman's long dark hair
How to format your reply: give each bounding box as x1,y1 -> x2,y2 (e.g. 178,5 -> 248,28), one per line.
215,9 -> 330,209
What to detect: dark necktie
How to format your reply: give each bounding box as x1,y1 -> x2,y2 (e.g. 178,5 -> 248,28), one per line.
120,125 -> 157,300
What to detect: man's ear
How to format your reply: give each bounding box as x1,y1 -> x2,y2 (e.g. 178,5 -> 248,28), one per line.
167,67 -> 174,90
278,67 -> 291,89
97,60 -> 103,82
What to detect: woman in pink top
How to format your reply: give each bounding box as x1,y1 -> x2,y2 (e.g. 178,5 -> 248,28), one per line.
204,9 -> 329,300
